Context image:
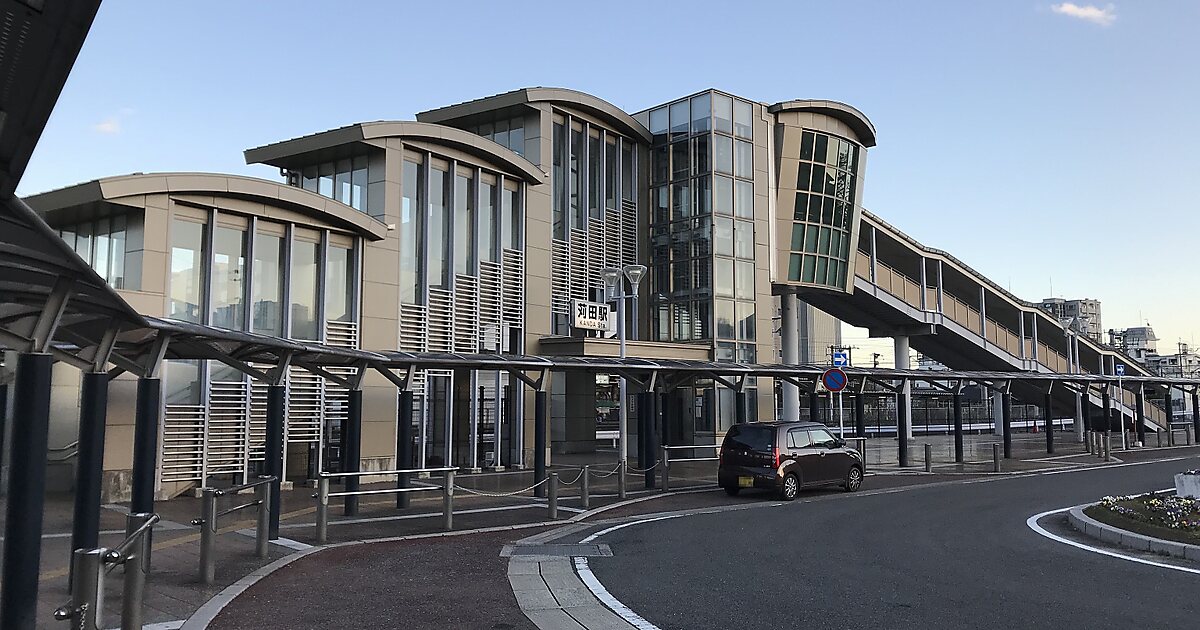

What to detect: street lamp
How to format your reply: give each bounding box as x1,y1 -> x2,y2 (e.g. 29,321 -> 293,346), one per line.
602,264 -> 646,499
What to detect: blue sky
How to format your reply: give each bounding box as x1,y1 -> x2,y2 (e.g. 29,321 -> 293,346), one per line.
23,1 -> 1199,360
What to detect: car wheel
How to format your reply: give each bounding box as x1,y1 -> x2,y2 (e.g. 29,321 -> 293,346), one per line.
844,465 -> 863,492
779,473 -> 799,501
723,486 -> 741,496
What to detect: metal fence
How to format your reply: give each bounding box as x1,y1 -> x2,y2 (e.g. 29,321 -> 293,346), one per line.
54,513 -> 158,630
191,476 -> 275,584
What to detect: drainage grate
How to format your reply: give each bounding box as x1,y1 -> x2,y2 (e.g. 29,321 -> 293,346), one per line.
501,543 -> 612,557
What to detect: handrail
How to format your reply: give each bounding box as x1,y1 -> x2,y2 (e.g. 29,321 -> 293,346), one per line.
315,467 -> 459,543
49,440 -> 79,453
662,444 -> 719,450
214,475 -> 276,496
55,512 -> 158,630
191,476 -> 275,584
106,513 -> 160,563
318,466 -> 456,479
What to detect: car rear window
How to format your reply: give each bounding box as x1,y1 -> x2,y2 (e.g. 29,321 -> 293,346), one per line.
724,424 -> 774,452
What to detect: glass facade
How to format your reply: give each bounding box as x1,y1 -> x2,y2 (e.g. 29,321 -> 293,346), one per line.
58,215 -> 128,289
253,230 -> 284,335
212,224 -> 246,330
401,158 -> 424,304
786,130 -> 860,289
298,155 -> 371,213
169,218 -> 206,323
647,90 -> 756,357
468,116 -> 525,155
290,236 -> 320,340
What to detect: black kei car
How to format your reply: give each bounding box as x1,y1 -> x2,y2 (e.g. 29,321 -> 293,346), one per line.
718,421 -> 863,500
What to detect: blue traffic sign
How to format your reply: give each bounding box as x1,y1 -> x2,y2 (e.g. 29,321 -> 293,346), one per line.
832,351 -> 850,367
1115,364 -> 1125,377
822,368 -> 848,392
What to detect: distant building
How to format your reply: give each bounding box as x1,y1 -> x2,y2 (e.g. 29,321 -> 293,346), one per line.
1145,342 -> 1200,422
1039,297 -> 1102,341
1108,326 -> 1158,362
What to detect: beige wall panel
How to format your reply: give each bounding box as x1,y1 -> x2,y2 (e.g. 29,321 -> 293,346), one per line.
361,314 -> 400,350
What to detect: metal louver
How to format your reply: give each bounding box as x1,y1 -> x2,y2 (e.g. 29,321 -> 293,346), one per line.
479,260 -> 502,352
454,275 -> 479,353
427,288 -> 454,352
551,239 -> 569,315
160,405 -> 206,483
569,228 -> 588,301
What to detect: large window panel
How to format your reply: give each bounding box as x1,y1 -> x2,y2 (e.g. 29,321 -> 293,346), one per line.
735,179 -> 754,219
621,143 -> 634,202
109,215 -> 127,289
290,237 -> 320,340
691,93 -> 711,133
715,299 -> 735,339
351,156 -> 368,211
670,99 -> 689,140
714,217 -> 734,257
735,140 -> 753,179
401,159 -> 424,304
454,172 -> 476,275
212,225 -> 246,330
671,181 -> 691,222
714,175 -> 734,215
714,135 -> 733,175
429,164 -> 451,288
480,180 -> 498,263
649,107 -> 668,143
692,134 -> 709,176
252,230 -> 284,335
169,218 -> 206,323
735,260 -> 755,300
588,131 -> 601,219
693,175 -> 711,216
552,120 -> 566,239
734,220 -> 754,259
326,244 -> 354,323
93,218 -> 110,282
570,124 -> 583,230
671,141 -> 689,181
713,94 -> 733,134
715,258 -> 734,298
605,137 -> 617,210
165,360 -> 202,405
734,100 -> 753,139
501,183 -> 521,250
736,301 -> 756,340
335,159 -> 352,206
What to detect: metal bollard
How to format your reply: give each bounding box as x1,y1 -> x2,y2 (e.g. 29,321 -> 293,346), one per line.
993,444 -> 1001,473
442,470 -> 455,531
122,513 -> 154,630
1169,426 -> 1176,447
1084,431 -> 1092,453
924,444 -> 933,473
617,460 -> 627,500
1157,429 -> 1163,447
1104,433 -> 1112,461
316,477 -> 329,544
1188,425 -> 1194,446
198,489 -> 217,584
661,445 -> 670,493
56,548 -> 106,629
580,466 -> 590,510
547,472 -> 559,520
255,481 -> 271,559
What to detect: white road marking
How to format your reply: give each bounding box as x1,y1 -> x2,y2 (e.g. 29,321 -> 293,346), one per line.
574,557 -> 661,630
1025,502 -> 1200,576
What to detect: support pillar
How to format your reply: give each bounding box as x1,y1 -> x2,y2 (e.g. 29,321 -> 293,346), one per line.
647,393 -> 662,489
265,384 -> 285,539
637,393 -> 649,472
1165,389 -> 1174,446
854,393 -> 866,438
735,390 -> 747,424
343,389 -> 363,516
780,292 -> 800,419
897,383 -> 910,467
130,377 -> 162,515
1043,389 -> 1054,454
1192,389 -> 1200,446
992,390 -> 1004,437
809,390 -> 820,423
1074,389 -> 1085,443
1103,387 -> 1113,440
71,372 -> 109,573
894,336 -> 912,439
533,390 -> 547,498
1,353 -> 52,630
952,390 -> 964,463
397,390 -> 414,509
1002,391 -> 1013,459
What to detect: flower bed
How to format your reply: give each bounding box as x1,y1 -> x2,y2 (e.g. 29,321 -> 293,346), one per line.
1084,492 -> 1200,546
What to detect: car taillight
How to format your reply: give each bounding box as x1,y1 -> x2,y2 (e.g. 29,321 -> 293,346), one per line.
773,446 -> 780,468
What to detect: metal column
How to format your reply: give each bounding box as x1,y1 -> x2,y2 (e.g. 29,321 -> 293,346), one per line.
131,377 -> 162,514
952,390 -> 964,463
397,390 -> 414,509
809,390 -> 820,423
70,372 -> 109,574
1135,387 -> 1146,447
533,389 -> 547,498
1165,389 -> 1173,445
897,383 -> 910,467
1,353 -> 52,630
735,390 -> 747,425
647,393 -> 661,489
1043,389 -> 1054,454
1192,389 -> 1200,445
343,388 -> 363,515
265,384 -> 285,540
1001,391 -> 1013,459
854,393 -> 866,438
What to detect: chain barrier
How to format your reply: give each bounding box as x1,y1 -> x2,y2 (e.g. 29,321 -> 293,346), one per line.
454,477 -> 549,497
627,460 -> 661,473
557,468 -> 587,486
587,461 -> 624,478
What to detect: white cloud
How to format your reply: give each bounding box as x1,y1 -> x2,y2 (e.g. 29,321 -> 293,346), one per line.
91,108 -> 135,135
1050,3 -> 1117,26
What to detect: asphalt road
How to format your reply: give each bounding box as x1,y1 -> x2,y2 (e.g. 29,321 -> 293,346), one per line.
588,456 -> 1200,630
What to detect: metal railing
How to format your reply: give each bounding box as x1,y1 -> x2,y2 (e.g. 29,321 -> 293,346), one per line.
49,439 -> 80,461
315,467 -> 456,543
190,476 -> 275,584
54,513 -> 159,630
660,444 -> 720,492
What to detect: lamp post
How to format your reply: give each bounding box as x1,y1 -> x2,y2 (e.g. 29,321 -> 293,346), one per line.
602,264 -> 647,495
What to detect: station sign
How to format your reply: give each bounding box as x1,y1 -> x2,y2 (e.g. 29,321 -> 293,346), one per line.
821,368 -> 848,393
571,299 -> 612,332
1115,363 -> 1125,377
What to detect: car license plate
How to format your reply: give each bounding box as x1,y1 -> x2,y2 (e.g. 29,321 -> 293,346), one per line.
738,476 -> 754,488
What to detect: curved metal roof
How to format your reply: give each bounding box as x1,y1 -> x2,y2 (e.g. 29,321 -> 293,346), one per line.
26,172 -> 389,241
245,121 -> 547,185
416,86 -> 653,145
768,99 -> 877,148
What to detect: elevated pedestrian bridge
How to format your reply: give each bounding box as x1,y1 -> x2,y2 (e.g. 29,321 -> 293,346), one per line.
799,210 -> 1169,430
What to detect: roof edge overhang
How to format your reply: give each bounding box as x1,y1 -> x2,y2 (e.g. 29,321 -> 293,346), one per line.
768,99 -> 877,148
25,173 -> 389,241
418,87 -> 653,145
245,121 -> 547,185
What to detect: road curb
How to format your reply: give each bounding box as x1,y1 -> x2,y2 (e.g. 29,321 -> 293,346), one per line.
1067,505 -> 1200,562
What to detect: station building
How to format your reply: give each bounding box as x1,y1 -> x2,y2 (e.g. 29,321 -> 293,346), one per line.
26,87 -> 875,499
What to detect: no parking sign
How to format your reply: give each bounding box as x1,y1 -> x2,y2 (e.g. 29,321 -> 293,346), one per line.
821,368 -> 848,392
